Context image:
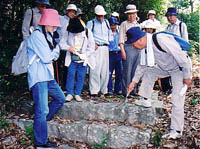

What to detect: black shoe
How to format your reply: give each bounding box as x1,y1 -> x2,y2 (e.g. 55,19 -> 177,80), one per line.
105,92 -> 113,97
114,92 -> 122,95
90,94 -> 98,97
35,141 -> 57,148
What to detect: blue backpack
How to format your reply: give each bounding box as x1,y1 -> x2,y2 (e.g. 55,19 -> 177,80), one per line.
152,31 -> 191,53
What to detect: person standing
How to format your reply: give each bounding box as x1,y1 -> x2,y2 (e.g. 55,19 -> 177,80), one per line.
141,10 -> 161,32
107,16 -> 122,96
161,7 -> 189,94
118,4 -> 141,97
58,4 -> 77,39
142,20 -> 156,34
86,5 -> 113,98
59,18 -> 95,102
26,9 -> 65,147
127,27 -> 192,139
166,7 -> 188,41
22,0 -> 50,40
58,4 -> 77,89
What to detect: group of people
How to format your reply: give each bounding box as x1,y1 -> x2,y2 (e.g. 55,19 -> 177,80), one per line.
22,0 -> 192,147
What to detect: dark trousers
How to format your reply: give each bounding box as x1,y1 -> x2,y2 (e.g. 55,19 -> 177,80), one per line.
108,52 -> 122,93
161,76 -> 172,92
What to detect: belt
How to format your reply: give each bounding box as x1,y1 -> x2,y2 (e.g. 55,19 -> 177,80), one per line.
96,43 -> 109,46
109,51 -> 121,54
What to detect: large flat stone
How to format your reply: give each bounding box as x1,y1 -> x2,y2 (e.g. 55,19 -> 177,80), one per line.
11,119 -> 151,148
57,101 -> 162,125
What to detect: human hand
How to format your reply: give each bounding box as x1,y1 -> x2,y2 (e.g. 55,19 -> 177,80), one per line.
68,46 -> 75,54
79,54 -> 86,60
127,81 -> 135,93
183,78 -> 192,88
95,44 -> 99,50
121,51 -> 126,60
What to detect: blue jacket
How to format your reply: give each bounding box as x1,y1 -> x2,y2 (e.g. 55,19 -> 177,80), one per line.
26,26 -> 60,89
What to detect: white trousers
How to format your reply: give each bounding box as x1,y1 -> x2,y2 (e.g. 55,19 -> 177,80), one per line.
89,46 -> 109,94
139,65 -> 185,131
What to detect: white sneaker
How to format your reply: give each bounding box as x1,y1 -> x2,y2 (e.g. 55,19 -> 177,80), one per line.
162,130 -> 182,139
75,95 -> 83,102
135,97 -> 152,107
66,94 -> 73,102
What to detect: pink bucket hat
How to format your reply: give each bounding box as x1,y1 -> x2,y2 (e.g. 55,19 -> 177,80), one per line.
38,9 -> 61,27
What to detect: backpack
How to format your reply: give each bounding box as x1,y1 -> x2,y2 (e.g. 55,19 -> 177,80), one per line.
152,31 -> 191,53
11,34 -> 37,75
167,21 -> 183,37
11,9 -> 34,75
91,19 -> 110,32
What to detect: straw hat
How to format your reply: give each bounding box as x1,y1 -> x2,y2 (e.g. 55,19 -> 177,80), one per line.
147,10 -> 156,16
143,21 -> 156,29
124,4 -> 138,14
111,12 -> 119,18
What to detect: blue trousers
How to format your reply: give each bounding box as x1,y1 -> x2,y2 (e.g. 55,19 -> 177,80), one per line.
31,80 -> 65,145
66,61 -> 88,95
108,52 -> 122,93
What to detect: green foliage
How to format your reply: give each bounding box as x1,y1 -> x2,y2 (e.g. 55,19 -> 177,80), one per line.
152,130 -> 162,147
171,0 -> 190,10
94,133 -> 109,149
24,123 -> 34,144
191,96 -> 197,105
178,12 -> 199,42
21,139 -> 26,145
188,40 -> 200,57
0,113 -> 10,131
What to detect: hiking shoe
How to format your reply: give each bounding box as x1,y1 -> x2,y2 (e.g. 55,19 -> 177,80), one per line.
75,95 -> 83,102
135,97 -> 152,107
162,130 -> 182,139
35,141 -> 57,148
66,94 -> 73,102
90,94 -> 99,100
105,92 -> 113,97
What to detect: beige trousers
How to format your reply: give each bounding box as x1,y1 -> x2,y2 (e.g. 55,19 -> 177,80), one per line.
89,46 -> 109,94
139,65 -> 185,131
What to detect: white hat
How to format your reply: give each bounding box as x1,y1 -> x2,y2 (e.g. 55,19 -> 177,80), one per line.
124,4 -> 138,14
111,12 -> 119,18
148,10 -> 156,16
143,20 -> 156,29
95,5 -> 107,15
66,4 -> 77,11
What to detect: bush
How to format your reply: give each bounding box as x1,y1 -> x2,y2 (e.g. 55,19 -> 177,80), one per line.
188,40 -> 200,57
179,12 -> 199,42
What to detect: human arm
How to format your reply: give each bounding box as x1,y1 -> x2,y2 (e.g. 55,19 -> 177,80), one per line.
119,43 -> 126,60
59,31 -> 75,53
127,65 -> 147,93
118,22 -> 127,60
27,31 -> 60,63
